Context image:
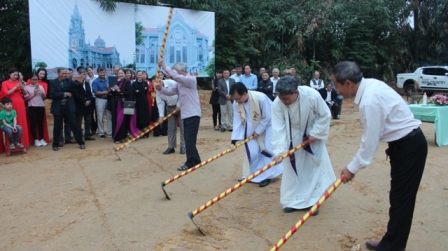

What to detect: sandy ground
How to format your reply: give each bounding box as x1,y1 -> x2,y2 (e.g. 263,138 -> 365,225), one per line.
0,90 -> 447,251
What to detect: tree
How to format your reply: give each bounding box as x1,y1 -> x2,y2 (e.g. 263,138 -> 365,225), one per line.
0,0 -> 32,79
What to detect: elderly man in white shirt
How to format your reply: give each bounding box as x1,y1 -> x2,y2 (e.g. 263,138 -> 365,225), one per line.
270,68 -> 281,100
332,61 -> 427,251
309,71 -> 324,90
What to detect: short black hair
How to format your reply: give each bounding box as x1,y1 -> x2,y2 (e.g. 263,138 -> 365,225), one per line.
229,82 -> 248,96
76,66 -> 85,72
97,67 -> 106,72
1,97 -> 12,105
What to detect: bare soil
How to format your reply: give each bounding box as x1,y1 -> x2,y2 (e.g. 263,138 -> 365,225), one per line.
0,91 -> 446,251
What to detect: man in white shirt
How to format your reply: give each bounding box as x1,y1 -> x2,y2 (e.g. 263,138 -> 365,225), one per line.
310,71 -> 324,90
332,61 -> 427,251
270,68 -> 280,99
230,64 -> 242,83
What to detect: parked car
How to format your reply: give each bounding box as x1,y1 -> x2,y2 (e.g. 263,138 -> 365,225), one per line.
396,66 -> 448,96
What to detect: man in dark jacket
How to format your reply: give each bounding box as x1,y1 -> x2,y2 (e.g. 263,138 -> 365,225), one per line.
74,67 -> 95,141
49,67 -> 86,151
318,83 -> 341,119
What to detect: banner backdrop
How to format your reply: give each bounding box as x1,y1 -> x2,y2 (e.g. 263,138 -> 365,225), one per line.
135,5 -> 215,77
28,0 -> 215,78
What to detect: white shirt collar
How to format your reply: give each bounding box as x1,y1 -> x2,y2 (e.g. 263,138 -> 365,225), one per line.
354,78 -> 366,106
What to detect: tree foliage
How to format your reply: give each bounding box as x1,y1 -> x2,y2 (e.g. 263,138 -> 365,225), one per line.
0,0 -> 31,80
1,0 -> 447,83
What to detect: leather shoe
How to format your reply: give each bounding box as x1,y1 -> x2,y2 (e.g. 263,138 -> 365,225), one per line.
283,207 -> 298,213
365,241 -> 405,251
79,144 -> 86,150
220,127 -> 226,132
259,179 -> 271,187
58,142 -> 64,147
52,146 -> 59,151
366,241 -> 379,250
179,147 -> 186,154
163,148 -> 175,154
65,139 -> 75,144
85,137 -> 96,141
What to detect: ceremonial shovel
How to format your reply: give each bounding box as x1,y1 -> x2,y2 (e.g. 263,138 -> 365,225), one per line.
270,175 -> 344,250
113,109 -> 178,160
161,135 -> 255,200
187,139 -> 310,235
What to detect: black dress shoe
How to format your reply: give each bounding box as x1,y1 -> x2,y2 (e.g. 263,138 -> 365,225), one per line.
85,137 -> 96,141
366,241 -> 379,250
305,207 -> 319,216
52,146 -> 59,151
179,147 -> 186,154
80,144 -> 86,150
58,142 -> 64,147
65,140 -> 75,144
283,207 -> 298,213
220,127 -> 226,132
177,165 -> 190,171
365,241 -> 404,251
259,179 -> 271,187
163,148 -> 175,154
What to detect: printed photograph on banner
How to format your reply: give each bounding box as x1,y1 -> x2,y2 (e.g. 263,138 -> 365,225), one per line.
28,0 -> 135,79
135,5 -> 215,77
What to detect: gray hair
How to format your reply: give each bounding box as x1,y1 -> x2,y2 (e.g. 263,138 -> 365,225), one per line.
272,68 -> 279,73
172,62 -> 187,72
331,61 -> 363,85
275,76 -> 299,95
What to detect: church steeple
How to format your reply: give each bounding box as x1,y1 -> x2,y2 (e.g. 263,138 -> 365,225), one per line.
69,3 -> 85,50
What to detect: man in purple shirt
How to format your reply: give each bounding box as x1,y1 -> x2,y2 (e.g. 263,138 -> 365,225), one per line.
156,58 -> 202,171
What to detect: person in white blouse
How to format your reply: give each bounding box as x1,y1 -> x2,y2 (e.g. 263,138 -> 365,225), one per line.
332,61 -> 427,251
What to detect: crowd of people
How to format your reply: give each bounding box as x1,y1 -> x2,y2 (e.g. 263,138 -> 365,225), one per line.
0,59 -> 428,251
209,65 -> 343,134
0,64 -> 182,154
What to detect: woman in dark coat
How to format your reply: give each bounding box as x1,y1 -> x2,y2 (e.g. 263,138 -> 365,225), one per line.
132,70 -> 151,138
109,68 -> 139,143
209,70 -> 222,130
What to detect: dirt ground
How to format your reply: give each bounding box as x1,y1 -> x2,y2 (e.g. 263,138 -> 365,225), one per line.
0,90 -> 447,251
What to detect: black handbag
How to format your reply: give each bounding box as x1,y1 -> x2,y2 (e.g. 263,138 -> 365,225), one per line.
123,101 -> 135,115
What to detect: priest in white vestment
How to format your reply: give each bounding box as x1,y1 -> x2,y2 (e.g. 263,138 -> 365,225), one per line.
271,76 -> 336,214
229,83 -> 283,187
